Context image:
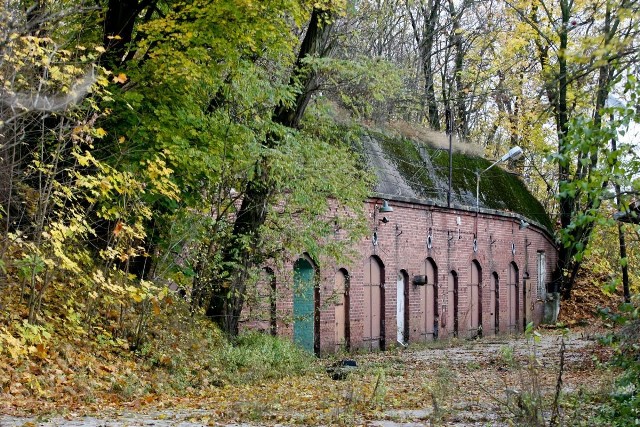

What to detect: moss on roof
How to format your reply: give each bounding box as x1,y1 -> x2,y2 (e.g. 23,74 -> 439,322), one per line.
364,129 -> 553,231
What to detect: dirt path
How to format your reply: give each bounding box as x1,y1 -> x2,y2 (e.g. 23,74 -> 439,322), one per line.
367,330 -> 611,426
0,329 -> 614,426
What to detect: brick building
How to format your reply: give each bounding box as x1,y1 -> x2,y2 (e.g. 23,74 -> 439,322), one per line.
241,132 -> 558,354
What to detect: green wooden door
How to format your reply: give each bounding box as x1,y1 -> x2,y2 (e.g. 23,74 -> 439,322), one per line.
293,258 -> 315,352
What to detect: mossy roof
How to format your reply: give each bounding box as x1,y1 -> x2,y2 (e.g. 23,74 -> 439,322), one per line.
361,129 -> 554,232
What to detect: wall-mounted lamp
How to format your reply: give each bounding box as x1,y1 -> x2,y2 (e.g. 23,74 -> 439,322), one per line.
372,200 -> 392,249
379,200 -> 394,213
519,219 -> 530,230
412,275 -> 427,286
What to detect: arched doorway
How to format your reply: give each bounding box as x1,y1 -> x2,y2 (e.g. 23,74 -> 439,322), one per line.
364,256 -> 385,350
448,270 -> 459,338
334,269 -> 350,352
469,260 -> 482,338
397,270 -> 409,345
508,262 -> 519,333
420,258 -> 438,340
293,256 -> 318,354
490,272 -> 499,335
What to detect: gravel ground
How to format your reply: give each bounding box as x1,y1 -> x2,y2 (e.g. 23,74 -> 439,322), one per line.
0,330 -> 612,427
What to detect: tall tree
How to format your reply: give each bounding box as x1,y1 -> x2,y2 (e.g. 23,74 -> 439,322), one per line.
502,0 -> 639,299
205,7 -> 341,335
83,0 -> 371,337
96,0 -> 369,336
406,0 -> 442,130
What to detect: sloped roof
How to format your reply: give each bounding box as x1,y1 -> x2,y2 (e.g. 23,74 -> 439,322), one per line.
361,130 -> 554,231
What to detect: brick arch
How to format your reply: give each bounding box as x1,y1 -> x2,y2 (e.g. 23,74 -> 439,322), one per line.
240,266 -> 277,335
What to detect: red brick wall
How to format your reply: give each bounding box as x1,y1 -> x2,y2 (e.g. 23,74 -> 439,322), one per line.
242,197 -> 558,354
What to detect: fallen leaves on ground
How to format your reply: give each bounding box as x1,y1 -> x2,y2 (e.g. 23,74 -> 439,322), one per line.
558,267 -> 624,327
0,328 -> 618,426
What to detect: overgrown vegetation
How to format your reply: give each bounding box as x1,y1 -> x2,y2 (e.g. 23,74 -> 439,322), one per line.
0,290 -> 317,412
217,332 -> 315,383
0,0 -> 363,411
596,297 -> 640,425
0,0 -> 639,423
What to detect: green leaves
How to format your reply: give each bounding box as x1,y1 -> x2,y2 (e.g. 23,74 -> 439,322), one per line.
312,55 -> 409,120
556,77 -> 640,272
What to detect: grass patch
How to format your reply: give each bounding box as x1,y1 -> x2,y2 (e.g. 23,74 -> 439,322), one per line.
216,331 -> 317,383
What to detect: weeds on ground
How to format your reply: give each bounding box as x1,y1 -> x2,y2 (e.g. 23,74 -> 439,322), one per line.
422,365 -> 456,423
595,298 -> 640,426
510,324 -> 561,426
480,324 -> 567,426
329,380 -> 362,426
324,365 -> 388,426
488,323 -> 618,426
498,344 -> 516,367
370,367 -> 387,405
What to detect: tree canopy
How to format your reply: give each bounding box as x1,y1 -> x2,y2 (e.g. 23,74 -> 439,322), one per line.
1,0 -> 639,346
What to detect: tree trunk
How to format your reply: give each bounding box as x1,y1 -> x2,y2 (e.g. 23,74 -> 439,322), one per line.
612,127 -> 631,303
607,64 -> 631,304
555,0 -> 573,300
206,8 -> 335,336
448,0 -> 468,139
407,0 -> 441,130
558,0 -> 617,300
102,0 -> 141,68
